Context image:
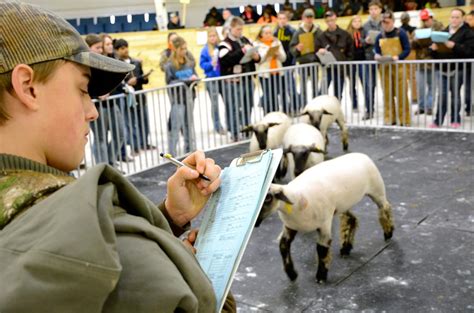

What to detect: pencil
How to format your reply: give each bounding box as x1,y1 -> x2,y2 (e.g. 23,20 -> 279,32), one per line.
160,152 -> 211,181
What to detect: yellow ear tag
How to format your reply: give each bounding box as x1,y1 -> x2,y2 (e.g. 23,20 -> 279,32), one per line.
285,203 -> 293,214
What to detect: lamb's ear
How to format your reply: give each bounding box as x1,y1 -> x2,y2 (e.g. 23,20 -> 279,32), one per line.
283,144 -> 292,154
310,143 -> 326,154
267,122 -> 281,128
240,125 -> 254,133
322,109 -> 333,116
270,184 -> 293,204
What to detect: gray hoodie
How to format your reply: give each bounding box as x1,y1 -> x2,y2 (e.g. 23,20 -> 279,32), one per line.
362,17 -> 382,60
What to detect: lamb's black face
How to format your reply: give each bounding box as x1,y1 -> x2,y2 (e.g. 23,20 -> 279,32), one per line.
255,125 -> 269,150
292,146 -> 311,177
255,193 -> 275,227
309,111 -> 323,130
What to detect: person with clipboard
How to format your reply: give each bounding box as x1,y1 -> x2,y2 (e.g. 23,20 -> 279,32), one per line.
219,16 -> 260,142
374,11 -> 411,127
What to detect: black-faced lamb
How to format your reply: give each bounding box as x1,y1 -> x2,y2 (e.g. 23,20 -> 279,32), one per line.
241,112 -> 291,152
256,153 -> 394,283
302,95 -> 349,151
278,123 -> 325,181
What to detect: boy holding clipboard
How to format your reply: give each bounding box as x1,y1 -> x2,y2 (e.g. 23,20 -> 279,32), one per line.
289,8 -> 323,102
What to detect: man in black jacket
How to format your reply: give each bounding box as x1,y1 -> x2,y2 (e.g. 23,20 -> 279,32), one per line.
274,11 -> 300,113
289,8 -> 323,103
115,39 -> 152,154
430,8 -> 474,128
316,10 -> 354,99
218,16 -> 260,141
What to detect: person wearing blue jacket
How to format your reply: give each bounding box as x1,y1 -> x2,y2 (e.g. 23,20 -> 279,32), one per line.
200,27 -> 226,135
374,11 -> 412,126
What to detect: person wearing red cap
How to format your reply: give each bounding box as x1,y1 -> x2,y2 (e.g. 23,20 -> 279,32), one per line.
412,9 -> 444,116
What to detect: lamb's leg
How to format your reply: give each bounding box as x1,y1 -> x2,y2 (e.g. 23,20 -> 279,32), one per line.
336,117 -> 349,151
368,194 -> 394,241
339,210 -> 358,257
279,226 -> 298,281
316,224 -> 332,283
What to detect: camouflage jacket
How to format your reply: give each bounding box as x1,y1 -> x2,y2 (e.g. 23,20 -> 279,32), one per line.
0,154 -> 217,313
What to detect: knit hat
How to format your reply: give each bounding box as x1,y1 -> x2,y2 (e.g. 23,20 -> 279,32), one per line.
0,1 -> 134,97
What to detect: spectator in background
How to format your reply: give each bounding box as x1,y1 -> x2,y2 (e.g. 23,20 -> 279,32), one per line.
464,10 -> 474,116
254,25 -> 287,113
241,5 -> 260,24
203,7 -> 224,27
274,10 -> 300,113
374,10 -> 411,126
219,17 -> 260,141
347,15 -> 367,112
431,8 -> 474,128
92,33 -> 127,166
412,9 -> 443,115
282,0 -> 296,20
165,36 -> 198,156
402,0 -> 418,10
160,32 -> 195,73
85,34 -> 103,54
222,8 -> 234,36
199,27 -> 226,135
316,10 -> 353,100
114,39 -> 153,153
100,33 -> 114,58
315,0 -> 329,18
361,0 -> 383,120
296,0 -> 315,19
114,38 -> 141,161
425,0 -> 441,8
290,8 -> 323,102
257,7 -> 277,24
168,12 -> 184,30
400,12 -> 418,108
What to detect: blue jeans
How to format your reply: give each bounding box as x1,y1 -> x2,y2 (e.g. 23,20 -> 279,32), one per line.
259,75 -> 283,114
298,65 -> 319,103
281,70 -> 302,114
168,103 -> 192,156
350,63 -> 365,109
416,68 -> 438,111
223,80 -> 252,140
363,63 -> 377,114
465,68 -> 472,114
434,71 -> 463,126
91,101 -> 125,165
321,66 -> 345,100
205,81 -> 224,132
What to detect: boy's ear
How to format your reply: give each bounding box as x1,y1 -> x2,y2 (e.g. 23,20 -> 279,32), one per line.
10,64 -> 39,111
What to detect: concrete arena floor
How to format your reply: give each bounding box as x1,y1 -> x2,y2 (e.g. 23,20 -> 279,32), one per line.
129,127 -> 474,313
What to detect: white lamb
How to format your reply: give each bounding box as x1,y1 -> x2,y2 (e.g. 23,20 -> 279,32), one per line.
278,123 -> 325,182
242,112 -> 292,152
256,153 -> 394,283
302,95 -> 349,151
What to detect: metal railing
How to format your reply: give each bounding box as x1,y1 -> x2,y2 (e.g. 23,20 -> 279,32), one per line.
79,59 -> 474,176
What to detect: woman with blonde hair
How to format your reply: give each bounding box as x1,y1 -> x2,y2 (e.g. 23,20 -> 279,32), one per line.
254,24 -> 286,113
199,27 -> 226,135
346,15 -> 366,112
165,36 -> 199,156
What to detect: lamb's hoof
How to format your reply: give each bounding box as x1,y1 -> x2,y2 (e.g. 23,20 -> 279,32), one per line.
285,269 -> 298,281
343,143 -> 349,151
316,268 -> 328,283
340,243 -> 353,257
384,230 -> 393,241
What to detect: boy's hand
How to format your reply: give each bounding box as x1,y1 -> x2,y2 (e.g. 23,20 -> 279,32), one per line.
165,150 -> 221,227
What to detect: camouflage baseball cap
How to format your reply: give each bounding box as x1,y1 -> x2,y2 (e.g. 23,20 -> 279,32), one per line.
0,1 -> 135,97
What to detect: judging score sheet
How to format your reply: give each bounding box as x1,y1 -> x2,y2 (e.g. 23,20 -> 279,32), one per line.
195,149 -> 282,312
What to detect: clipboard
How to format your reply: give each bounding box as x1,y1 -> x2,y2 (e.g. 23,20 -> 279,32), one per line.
368,30 -> 381,43
316,50 -> 337,65
239,46 -> 259,64
195,149 -> 283,312
264,45 -> 280,60
298,32 -> 315,55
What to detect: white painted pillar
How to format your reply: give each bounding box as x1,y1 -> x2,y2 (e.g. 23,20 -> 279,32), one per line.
154,0 -> 168,30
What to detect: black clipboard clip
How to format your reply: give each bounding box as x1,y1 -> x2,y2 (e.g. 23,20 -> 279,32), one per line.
236,149 -> 270,167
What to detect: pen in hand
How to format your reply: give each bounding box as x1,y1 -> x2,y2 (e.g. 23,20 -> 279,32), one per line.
160,152 -> 211,181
